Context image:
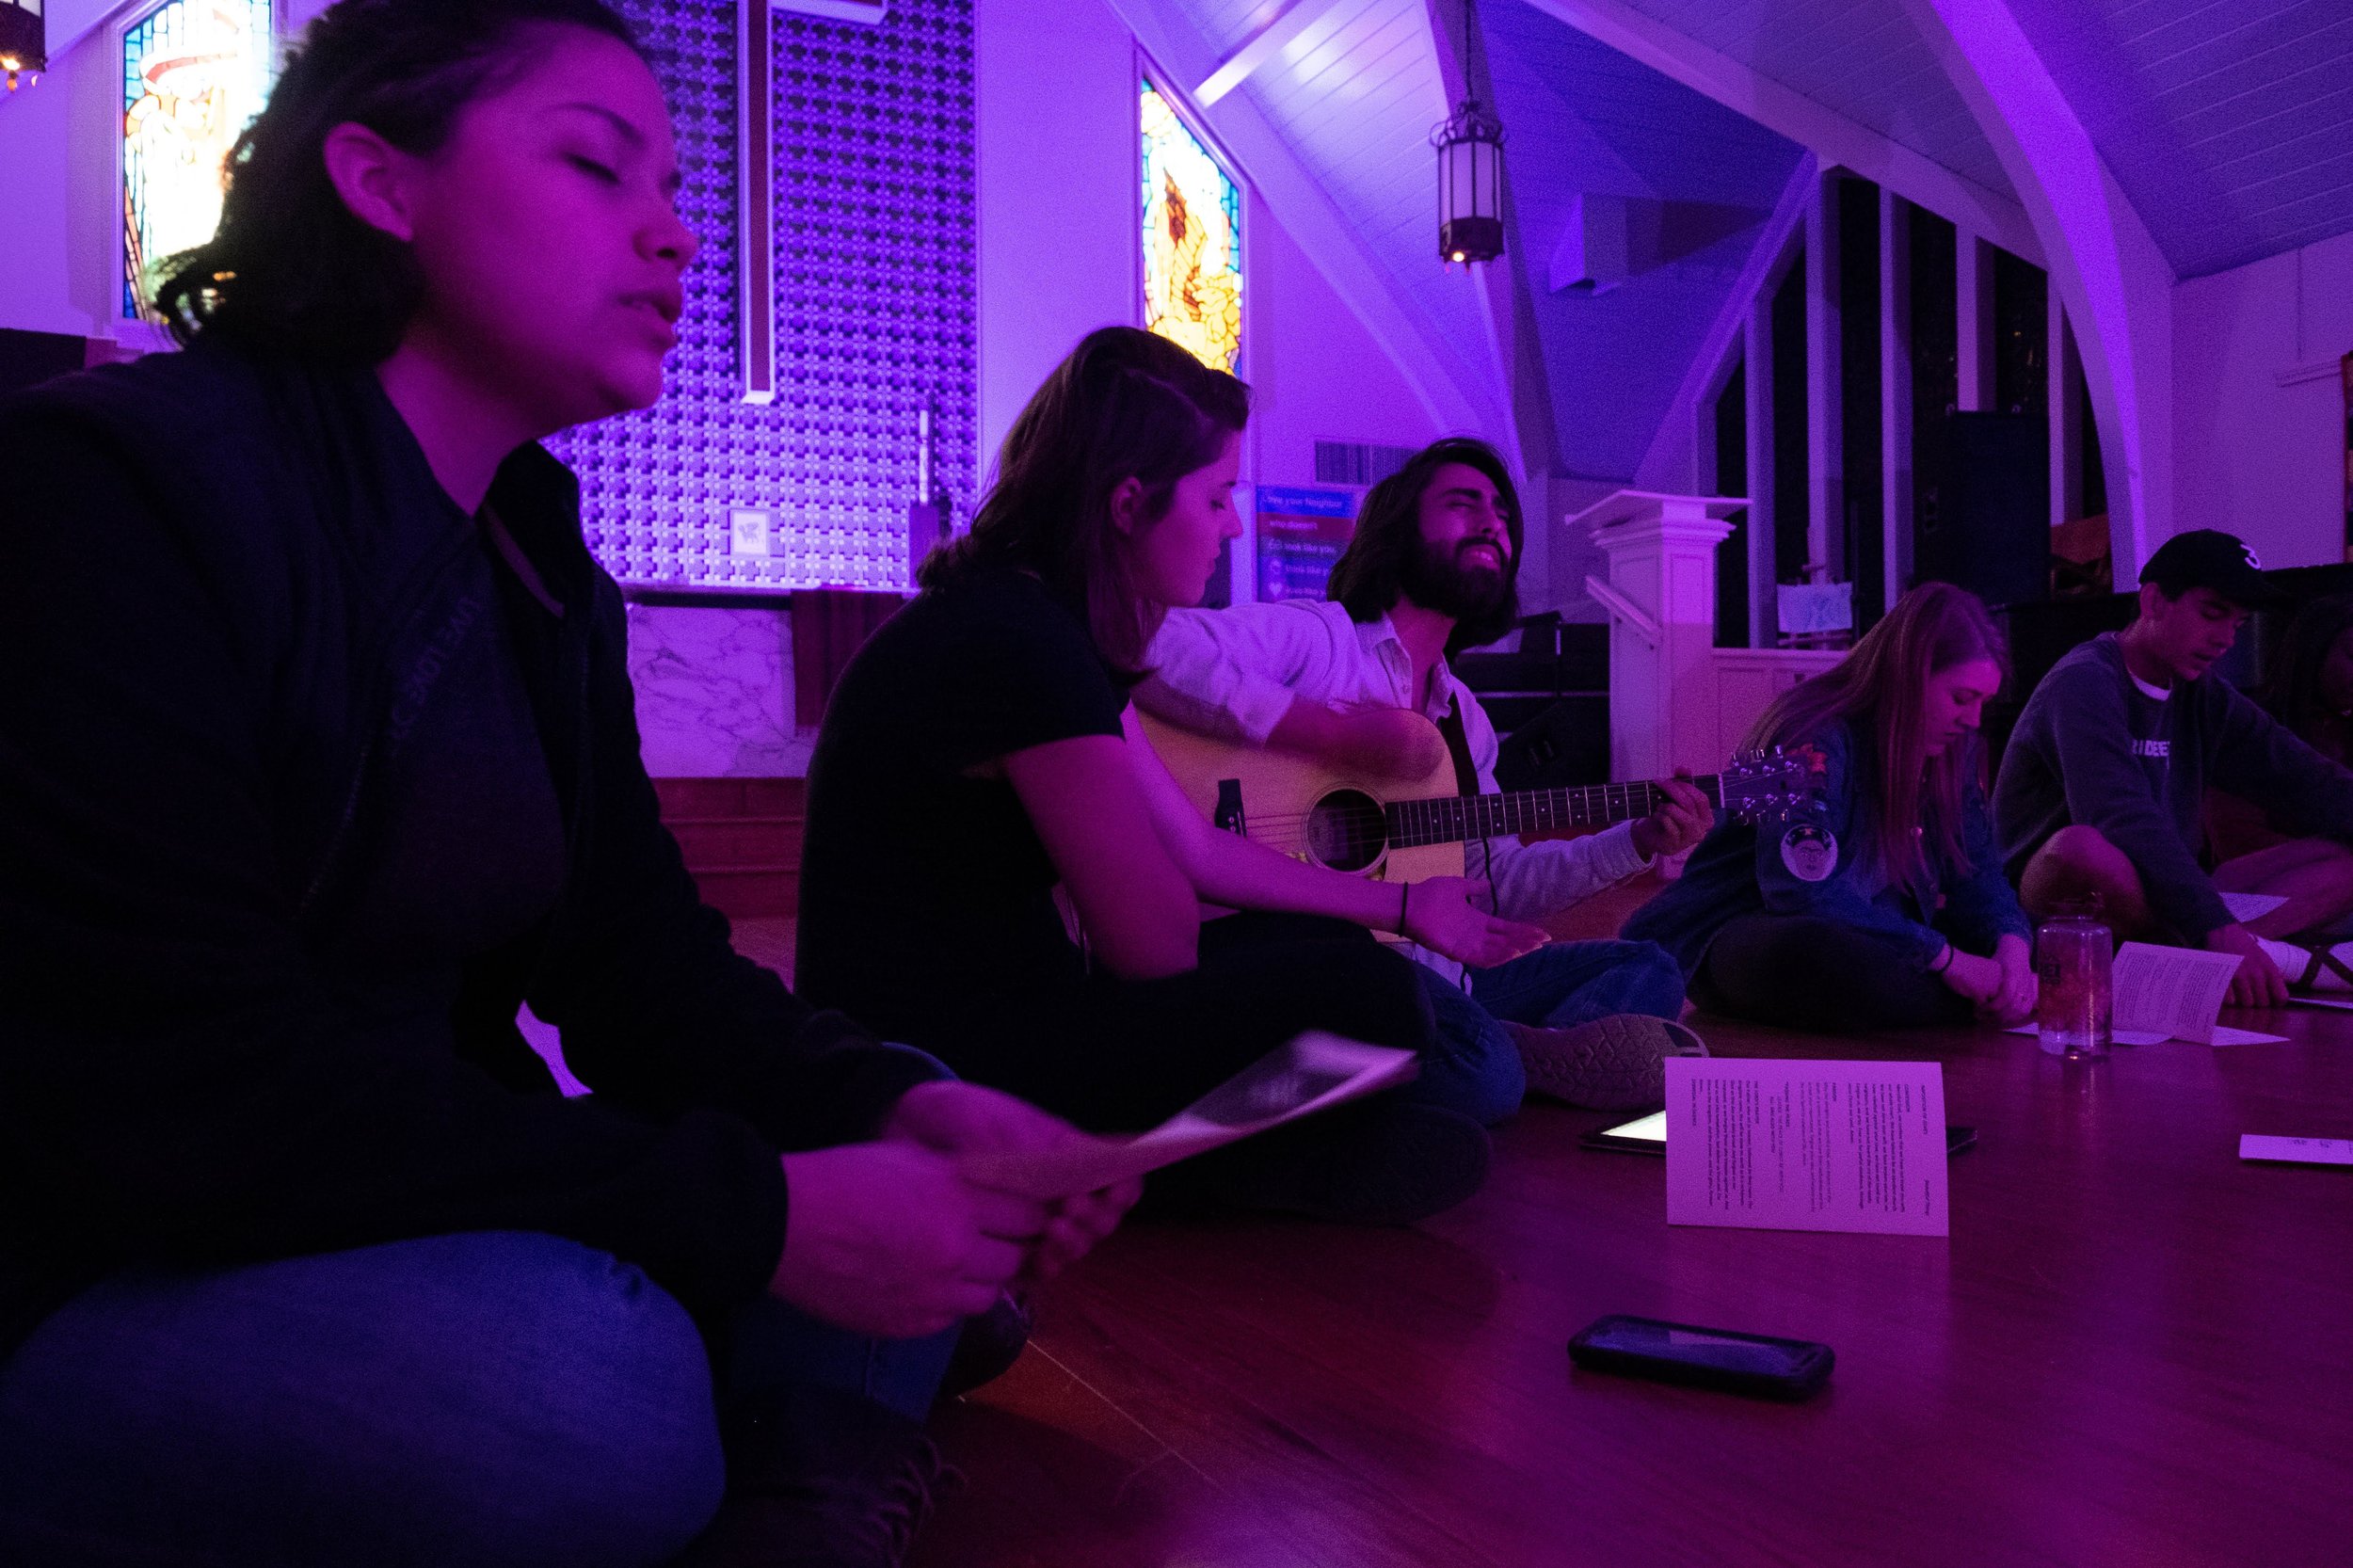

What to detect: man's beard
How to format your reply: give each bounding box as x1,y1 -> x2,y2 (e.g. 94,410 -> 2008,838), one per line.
1399,534 -> 1513,626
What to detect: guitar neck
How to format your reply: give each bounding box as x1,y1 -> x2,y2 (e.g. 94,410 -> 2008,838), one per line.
1385,776 -> 1722,850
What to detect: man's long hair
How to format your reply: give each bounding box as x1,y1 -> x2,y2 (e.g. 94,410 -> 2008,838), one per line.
1743,581 -> 2006,899
921,327 -> 1249,675
1325,438 -> 1524,655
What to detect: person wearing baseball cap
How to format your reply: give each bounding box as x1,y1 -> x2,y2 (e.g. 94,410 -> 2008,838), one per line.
1993,530 -> 2353,1008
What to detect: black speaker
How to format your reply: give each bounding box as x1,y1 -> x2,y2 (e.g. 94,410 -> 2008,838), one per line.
0,328 -> 87,398
1494,696 -> 1609,792
1916,411 -> 2049,609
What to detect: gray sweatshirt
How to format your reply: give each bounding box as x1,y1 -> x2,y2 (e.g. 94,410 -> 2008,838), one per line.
1992,632 -> 2353,938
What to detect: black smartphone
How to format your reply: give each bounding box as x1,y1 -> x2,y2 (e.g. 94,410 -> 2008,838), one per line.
1567,1314 -> 1833,1400
1578,1111 -> 1977,1158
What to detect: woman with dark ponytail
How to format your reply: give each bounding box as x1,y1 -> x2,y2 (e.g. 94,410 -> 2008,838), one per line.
1625,582 -> 2038,1033
0,4 -> 1133,1563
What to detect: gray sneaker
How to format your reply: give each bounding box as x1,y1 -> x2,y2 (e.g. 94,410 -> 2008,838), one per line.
1506,1015 -> 1709,1110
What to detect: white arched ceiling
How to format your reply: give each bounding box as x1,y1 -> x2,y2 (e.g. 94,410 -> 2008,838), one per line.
1524,0 -> 2353,564
1898,0 -> 2176,571
1124,0 -> 2353,548
1476,0 -> 1804,481
1128,0 -> 1809,486
1996,0 -> 2353,281
1121,0 -> 1525,461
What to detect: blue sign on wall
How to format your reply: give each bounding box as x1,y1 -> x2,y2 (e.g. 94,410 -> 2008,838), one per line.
1256,484 -> 1359,602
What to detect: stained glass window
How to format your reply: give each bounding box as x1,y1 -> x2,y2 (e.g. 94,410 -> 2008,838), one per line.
122,0 -> 275,317
1141,78 -> 1241,374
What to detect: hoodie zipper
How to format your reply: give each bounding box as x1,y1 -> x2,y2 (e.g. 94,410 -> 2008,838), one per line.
293,524 -> 489,922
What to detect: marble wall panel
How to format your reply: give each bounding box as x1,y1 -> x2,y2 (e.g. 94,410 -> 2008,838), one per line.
625,603 -> 810,776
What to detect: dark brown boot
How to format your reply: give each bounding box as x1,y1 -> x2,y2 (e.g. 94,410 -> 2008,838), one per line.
674,1384 -> 958,1568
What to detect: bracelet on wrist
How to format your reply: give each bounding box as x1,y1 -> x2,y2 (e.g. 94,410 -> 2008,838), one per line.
1397,881 -> 1412,936
1929,944 -> 1954,974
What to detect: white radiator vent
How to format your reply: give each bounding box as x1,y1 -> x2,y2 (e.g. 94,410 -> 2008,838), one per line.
1313,440 -> 1414,488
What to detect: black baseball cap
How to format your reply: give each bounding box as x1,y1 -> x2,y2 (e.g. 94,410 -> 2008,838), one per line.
2138,529 -> 2280,605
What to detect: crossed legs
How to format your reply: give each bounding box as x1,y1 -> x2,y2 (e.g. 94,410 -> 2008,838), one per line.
2211,838 -> 2353,939
2021,824 -> 2353,941
2018,824 -> 2157,935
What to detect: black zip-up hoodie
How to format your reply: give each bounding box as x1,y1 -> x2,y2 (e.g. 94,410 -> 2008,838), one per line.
0,344 -> 935,1354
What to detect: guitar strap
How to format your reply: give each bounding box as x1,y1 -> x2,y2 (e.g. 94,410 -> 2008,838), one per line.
1436,699 -> 1499,925
1436,702 -> 1481,797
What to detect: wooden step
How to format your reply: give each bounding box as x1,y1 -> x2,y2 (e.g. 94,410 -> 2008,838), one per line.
666,820 -> 806,867
687,867 -> 799,920
652,776 -> 806,818
654,777 -> 808,922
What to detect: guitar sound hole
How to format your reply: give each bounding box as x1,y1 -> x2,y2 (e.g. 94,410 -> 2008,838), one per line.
1305,790 -> 1388,872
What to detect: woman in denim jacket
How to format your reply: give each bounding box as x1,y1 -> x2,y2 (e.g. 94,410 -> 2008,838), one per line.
1624,583 -> 2037,1033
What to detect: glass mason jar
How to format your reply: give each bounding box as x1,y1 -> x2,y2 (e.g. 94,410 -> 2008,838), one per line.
2035,905 -> 2113,1059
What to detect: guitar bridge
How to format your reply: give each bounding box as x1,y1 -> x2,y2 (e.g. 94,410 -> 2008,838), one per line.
1213,778 -> 1247,838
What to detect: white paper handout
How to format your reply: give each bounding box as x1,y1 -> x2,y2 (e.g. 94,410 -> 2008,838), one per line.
2008,942 -> 2287,1044
2220,891 -> 2288,923
2238,1134 -> 2353,1166
1663,1058 -> 1949,1237
2111,941 -> 2243,1042
957,1032 -> 1417,1200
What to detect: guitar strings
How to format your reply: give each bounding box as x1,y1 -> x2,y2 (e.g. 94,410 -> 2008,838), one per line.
1218,776 -> 1785,863
1238,798 -> 1658,859
1234,784 -> 1682,824
1227,784 -> 1687,838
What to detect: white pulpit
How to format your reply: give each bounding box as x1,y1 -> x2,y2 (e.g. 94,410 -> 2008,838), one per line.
1572,490 -> 1745,782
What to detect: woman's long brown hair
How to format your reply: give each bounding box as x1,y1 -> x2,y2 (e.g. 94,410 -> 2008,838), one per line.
922,327 -> 1249,675
1743,581 -> 2007,897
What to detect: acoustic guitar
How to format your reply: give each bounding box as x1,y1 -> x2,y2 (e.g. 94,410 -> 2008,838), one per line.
1139,709 -> 1817,885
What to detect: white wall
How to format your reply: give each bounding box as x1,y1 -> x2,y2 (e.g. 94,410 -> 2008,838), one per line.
976,0 -> 1443,494
2173,229 -> 2353,569
973,0 -> 1136,469
0,22 -> 129,339
1242,186 -> 1442,484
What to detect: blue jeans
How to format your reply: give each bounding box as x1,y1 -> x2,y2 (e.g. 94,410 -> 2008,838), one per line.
1406,938 -> 1688,1125
0,1230 -> 957,1568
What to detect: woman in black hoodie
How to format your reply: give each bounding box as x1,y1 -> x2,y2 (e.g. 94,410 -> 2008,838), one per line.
0,4 -> 1129,1564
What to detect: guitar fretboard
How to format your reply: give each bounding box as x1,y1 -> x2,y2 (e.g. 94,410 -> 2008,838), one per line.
1385,776 -> 1727,850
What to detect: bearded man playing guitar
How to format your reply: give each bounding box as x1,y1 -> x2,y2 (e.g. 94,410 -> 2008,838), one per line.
1138,438 -> 1713,1122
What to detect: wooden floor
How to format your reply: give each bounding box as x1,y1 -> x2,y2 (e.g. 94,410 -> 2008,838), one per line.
899,1007 -> 2353,1568
727,904 -> 2353,1565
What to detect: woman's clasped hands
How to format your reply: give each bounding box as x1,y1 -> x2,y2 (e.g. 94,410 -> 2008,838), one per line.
1938,933 -> 2038,1029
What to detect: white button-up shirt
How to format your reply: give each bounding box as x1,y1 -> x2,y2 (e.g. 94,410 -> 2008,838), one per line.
1140,599 -> 1651,983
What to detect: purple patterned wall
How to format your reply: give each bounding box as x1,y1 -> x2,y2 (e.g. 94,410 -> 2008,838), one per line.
549,0 -> 977,593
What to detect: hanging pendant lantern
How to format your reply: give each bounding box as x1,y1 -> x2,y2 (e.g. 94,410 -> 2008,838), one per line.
0,0 -> 44,92
1431,0 -> 1504,266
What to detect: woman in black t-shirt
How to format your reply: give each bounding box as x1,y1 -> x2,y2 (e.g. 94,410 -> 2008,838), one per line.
798,328 -> 1547,1224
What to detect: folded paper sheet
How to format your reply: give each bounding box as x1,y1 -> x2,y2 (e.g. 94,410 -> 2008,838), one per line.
2111,942 -> 2246,1044
1664,1058 -> 1949,1237
2219,892 -> 2288,923
958,1032 -> 1417,1199
2009,941 -> 2286,1045
2238,1134 -> 2353,1166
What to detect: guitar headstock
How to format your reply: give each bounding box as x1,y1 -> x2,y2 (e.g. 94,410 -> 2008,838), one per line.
1719,745 -> 1822,824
